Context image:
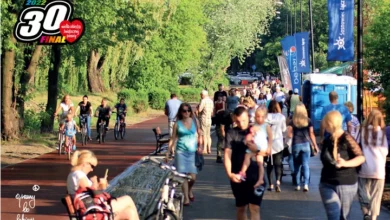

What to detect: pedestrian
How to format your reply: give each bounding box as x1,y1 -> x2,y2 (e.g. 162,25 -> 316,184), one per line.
75,95 -> 93,141
344,101 -> 361,143
214,84 -> 228,102
165,94 -> 182,137
243,97 -> 258,125
287,103 -> 319,191
166,103 -> 203,205
285,90 -> 293,118
257,93 -> 267,107
224,107 -> 265,220
272,86 -> 286,111
320,91 -> 352,143
197,90 -> 214,154
319,110 -> 365,220
358,110 -> 388,220
265,100 -> 287,192
289,88 -> 302,117
226,89 -> 240,112
67,150 -> 139,220
214,95 -> 226,163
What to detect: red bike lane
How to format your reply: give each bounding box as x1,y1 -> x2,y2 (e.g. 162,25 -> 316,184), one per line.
1,116 -> 168,220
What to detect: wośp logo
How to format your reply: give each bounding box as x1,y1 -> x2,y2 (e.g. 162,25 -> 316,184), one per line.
14,0 -> 85,45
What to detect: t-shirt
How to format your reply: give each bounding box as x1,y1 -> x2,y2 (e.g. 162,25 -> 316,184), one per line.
273,92 -> 286,103
60,102 -> 74,116
165,99 -> 182,121
66,170 -> 92,195
213,91 -> 228,101
96,105 -> 111,118
226,96 -> 239,112
267,113 -> 287,153
115,103 -> 127,114
225,127 -> 259,178
78,101 -> 92,115
289,119 -> 313,145
350,115 -> 360,142
64,119 -> 77,131
321,104 -> 352,137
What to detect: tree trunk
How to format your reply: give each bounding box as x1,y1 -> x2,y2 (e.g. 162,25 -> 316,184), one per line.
17,45 -> 43,131
87,50 -> 106,93
41,45 -> 61,132
1,36 -> 19,140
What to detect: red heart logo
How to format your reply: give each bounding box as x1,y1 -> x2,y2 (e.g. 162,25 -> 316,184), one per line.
59,19 -> 84,44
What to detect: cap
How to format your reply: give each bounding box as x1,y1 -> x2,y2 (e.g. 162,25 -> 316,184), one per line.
294,88 -> 299,94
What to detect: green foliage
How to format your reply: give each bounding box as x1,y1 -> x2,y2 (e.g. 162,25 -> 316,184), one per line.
179,88 -> 202,102
148,89 -> 170,110
23,110 -> 50,137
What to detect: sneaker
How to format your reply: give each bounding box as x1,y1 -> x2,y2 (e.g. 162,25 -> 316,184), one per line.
88,137 -> 92,141
96,136 -> 100,141
216,156 -> 223,163
72,145 -> 76,151
275,185 -> 281,192
56,146 -> 59,150
303,185 -> 309,192
295,186 -> 301,191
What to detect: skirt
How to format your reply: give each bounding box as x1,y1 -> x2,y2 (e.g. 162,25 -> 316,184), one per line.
175,150 -> 198,174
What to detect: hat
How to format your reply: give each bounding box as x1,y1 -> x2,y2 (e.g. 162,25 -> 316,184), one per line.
294,88 -> 299,94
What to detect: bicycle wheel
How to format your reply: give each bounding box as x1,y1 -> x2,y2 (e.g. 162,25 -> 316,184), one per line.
114,123 -> 119,140
102,125 -> 106,143
99,124 -> 103,144
144,211 -> 158,220
83,126 -> 88,146
162,210 -> 178,220
81,126 -> 86,146
120,123 -> 126,139
174,194 -> 184,220
58,133 -> 63,155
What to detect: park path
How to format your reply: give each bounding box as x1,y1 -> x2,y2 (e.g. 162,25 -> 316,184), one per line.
1,116 -> 168,220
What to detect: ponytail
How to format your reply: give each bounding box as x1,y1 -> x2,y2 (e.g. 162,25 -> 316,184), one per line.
71,150 -> 81,166
70,150 -> 97,168
332,133 -> 338,159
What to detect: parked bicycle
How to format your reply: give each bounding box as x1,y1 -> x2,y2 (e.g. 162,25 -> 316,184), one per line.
143,156 -> 190,220
112,112 -> 126,140
79,114 -> 89,146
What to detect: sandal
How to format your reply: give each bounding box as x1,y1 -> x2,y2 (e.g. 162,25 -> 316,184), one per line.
189,196 -> 195,202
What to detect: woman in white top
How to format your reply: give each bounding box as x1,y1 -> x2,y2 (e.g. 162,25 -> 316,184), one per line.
358,110 -> 389,220
265,100 -> 286,192
54,94 -> 75,125
66,150 -> 139,220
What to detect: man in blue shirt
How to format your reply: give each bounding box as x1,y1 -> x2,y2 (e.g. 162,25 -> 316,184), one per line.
320,91 -> 352,143
165,94 -> 182,137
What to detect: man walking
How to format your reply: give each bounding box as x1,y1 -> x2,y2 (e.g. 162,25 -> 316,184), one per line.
320,91 -> 352,143
214,84 -> 228,101
165,94 -> 182,137
198,90 -> 214,154
224,107 -> 264,220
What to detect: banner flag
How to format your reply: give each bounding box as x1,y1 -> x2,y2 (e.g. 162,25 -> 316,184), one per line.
294,32 -> 311,73
327,0 -> 354,61
281,36 -> 300,93
277,56 -> 292,91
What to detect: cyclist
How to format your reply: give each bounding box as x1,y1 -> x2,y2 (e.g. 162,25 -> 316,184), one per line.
60,113 -> 80,151
54,94 -> 75,126
113,98 -> 127,126
95,98 -> 112,141
75,95 -> 93,141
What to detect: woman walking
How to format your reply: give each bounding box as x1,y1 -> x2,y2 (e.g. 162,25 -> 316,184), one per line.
358,110 -> 388,220
265,100 -> 286,192
319,111 -> 365,220
287,103 -> 319,191
166,103 -> 203,206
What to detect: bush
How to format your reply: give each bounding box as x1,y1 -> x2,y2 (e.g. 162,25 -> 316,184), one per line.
180,88 -> 202,102
23,109 -> 50,137
148,88 -> 170,110
117,89 -> 137,102
132,90 -> 149,113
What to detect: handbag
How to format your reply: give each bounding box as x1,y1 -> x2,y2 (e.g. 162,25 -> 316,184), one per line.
300,129 -> 317,157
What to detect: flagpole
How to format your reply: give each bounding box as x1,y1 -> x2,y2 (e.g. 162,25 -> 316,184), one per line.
357,0 -> 363,123
309,0 -> 315,72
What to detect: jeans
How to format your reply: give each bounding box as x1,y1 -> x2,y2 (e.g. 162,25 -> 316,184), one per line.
79,115 -> 91,137
292,142 -> 310,186
288,154 -> 295,174
216,124 -> 224,158
266,151 -> 283,185
319,182 -> 358,220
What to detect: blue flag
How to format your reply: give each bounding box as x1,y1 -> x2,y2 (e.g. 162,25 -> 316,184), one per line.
327,0 -> 354,61
281,36 -> 300,93
294,32 -> 310,73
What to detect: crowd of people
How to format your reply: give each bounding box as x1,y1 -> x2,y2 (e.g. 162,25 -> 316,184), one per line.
163,80 -> 389,220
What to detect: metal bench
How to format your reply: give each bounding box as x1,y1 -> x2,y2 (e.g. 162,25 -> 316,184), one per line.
152,127 -> 170,155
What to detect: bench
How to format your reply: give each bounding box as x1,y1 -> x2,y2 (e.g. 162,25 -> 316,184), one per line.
61,194 -> 79,220
152,127 -> 170,155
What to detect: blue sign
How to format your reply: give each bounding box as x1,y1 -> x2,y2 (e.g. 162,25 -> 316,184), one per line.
281,36 -> 300,92
327,0 -> 354,61
294,32 -> 310,73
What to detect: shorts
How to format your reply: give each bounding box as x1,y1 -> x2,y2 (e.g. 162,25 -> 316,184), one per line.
231,180 -> 264,207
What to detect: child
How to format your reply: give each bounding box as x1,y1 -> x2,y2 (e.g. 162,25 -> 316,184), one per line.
239,107 -> 273,188
61,113 -> 80,150
214,95 -> 225,115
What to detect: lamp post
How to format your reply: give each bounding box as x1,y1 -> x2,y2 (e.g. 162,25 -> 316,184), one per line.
309,0 -> 315,72
357,0 -> 363,123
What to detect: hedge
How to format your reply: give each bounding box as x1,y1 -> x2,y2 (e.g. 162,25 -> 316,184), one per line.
179,88 -> 202,102
117,89 -> 149,113
148,88 -> 170,110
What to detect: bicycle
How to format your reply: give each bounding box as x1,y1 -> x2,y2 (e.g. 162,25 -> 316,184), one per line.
143,156 -> 190,220
79,114 -> 89,146
64,132 -> 77,160
112,112 -> 126,140
97,118 -> 108,144
57,129 -> 65,155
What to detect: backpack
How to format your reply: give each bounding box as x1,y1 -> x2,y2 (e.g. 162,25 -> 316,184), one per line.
73,187 -> 114,220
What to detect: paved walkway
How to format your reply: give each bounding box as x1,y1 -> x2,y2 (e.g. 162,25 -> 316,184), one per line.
183,135 -> 390,220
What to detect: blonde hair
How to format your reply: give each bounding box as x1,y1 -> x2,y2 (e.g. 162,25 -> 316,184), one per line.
292,103 -> 309,128
255,106 -> 268,117
344,101 -> 354,113
244,97 -> 256,108
323,111 -> 343,159
71,150 -> 98,168
363,110 -> 386,146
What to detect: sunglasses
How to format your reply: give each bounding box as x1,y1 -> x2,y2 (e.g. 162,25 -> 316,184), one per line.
182,109 -> 191,113
89,163 -> 95,169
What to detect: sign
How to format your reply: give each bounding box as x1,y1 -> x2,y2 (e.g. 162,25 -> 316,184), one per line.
294,32 -> 310,73
277,56 -> 292,91
327,0 -> 354,61
281,36 -> 300,92
14,0 -> 85,45
251,65 -> 256,71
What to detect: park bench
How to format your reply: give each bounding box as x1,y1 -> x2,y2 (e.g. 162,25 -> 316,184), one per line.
152,127 -> 170,155
61,194 -> 79,220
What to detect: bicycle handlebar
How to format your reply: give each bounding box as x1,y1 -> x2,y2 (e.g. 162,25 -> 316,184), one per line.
142,156 -> 192,180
